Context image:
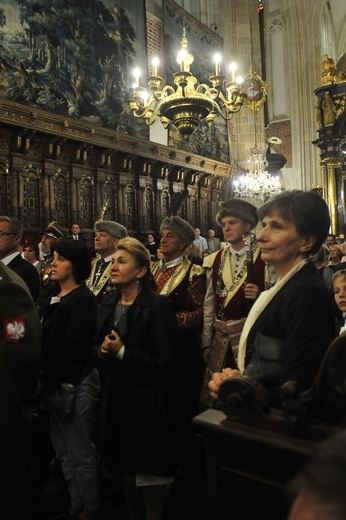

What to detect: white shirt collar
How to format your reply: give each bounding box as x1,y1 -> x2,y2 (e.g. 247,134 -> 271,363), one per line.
1,251 -> 20,265
228,245 -> 247,257
98,253 -> 114,263
159,255 -> 184,270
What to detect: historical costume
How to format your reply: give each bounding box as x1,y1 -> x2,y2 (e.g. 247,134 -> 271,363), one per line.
201,199 -> 266,407
151,217 -> 206,424
86,220 -> 127,302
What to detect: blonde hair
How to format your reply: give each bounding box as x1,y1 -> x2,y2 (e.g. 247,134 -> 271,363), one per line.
332,269 -> 346,285
115,237 -> 156,289
330,245 -> 343,260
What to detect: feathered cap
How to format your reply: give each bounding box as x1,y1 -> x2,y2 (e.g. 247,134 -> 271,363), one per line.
160,216 -> 195,245
215,199 -> 258,229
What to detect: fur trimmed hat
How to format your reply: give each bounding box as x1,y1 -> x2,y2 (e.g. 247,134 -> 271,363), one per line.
215,199 -> 258,229
160,216 -> 195,245
40,222 -> 66,240
94,220 -> 128,238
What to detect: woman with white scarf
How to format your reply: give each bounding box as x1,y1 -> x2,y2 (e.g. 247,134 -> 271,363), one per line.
209,190 -> 335,407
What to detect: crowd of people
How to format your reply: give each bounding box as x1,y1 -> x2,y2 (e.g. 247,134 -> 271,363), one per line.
2,189 -> 346,520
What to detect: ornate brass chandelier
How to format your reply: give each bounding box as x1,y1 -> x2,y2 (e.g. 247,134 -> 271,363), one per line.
233,146 -> 282,201
128,29 -> 248,138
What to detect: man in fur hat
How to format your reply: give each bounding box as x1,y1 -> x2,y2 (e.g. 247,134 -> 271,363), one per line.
151,216 -> 206,403
151,215 -> 206,518
200,199 -> 267,407
86,220 -> 127,302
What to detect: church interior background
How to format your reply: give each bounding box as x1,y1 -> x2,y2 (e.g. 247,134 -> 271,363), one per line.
0,0 -> 346,242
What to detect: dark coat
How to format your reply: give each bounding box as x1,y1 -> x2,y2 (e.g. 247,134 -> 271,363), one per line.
0,264 -> 41,518
69,233 -> 87,244
94,285 -> 180,477
244,262 -> 335,406
8,253 -> 40,302
40,285 -> 98,389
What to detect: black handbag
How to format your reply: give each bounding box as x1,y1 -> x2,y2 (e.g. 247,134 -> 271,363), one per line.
244,333 -> 285,386
39,382 -> 77,414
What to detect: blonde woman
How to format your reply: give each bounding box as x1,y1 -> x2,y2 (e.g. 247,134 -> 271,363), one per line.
94,237 -> 179,520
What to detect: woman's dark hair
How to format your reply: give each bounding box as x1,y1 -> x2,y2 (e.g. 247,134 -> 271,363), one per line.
23,241 -> 40,260
52,239 -> 91,284
115,237 -> 157,291
258,190 -> 330,255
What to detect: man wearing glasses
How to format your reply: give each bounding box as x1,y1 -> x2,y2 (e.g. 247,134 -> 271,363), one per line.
0,216 -> 40,301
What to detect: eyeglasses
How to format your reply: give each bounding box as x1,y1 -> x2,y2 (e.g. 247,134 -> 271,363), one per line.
0,231 -> 17,237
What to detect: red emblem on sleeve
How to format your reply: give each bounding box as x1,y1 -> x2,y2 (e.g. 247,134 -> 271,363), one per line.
4,317 -> 26,343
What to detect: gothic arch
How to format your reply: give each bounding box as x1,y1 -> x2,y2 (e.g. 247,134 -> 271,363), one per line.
124,184 -> 136,232
144,186 -> 155,231
53,172 -> 69,228
22,166 -> 41,228
79,175 -> 94,229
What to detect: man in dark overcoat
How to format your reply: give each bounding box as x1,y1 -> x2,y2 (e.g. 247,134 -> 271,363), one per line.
0,263 -> 42,519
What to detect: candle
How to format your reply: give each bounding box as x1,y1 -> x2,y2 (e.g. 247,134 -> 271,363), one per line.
152,57 -> 159,77
178,49 -> 187,72
229,62 -> 237,82
133,68 -> 140,87
214,53 -> 221,76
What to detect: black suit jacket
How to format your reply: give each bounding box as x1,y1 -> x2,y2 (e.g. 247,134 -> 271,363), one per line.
244,262 -> 335,406
71,233 -> 87,244
7,254 -> 40,302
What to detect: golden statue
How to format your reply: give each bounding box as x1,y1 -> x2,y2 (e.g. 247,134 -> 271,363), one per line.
315,98 -> 323,128
322,54 -> 336,85
322,91 -> 335,126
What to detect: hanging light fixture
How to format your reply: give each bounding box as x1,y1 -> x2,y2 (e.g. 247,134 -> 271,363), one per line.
233,146 -> 282,201
128,28 -> 249,138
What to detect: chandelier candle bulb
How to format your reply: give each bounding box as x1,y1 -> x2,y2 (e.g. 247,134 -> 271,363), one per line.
152,57 -> 159,77
214,53 -> 221,76
132,68 -> 140,88
229,62 -> 237,83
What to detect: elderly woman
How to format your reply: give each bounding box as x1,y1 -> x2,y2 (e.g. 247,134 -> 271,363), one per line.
39,239 -> 100,520
94,237 -> 179,520
209,190 -> 335,407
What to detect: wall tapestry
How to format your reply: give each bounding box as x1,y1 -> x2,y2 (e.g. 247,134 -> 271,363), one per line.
163,0 -> 231,163
0,0 -> 148,138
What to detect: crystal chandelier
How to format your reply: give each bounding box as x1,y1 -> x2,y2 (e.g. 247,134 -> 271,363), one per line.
233,146 -> 282,201
128,29 -> 249,138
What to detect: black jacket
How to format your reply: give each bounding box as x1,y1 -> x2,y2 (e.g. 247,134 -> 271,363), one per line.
8,253 -> 40,302
40,285 -> 98,388
94,285 -> 180,476
245,262 -> 335,406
